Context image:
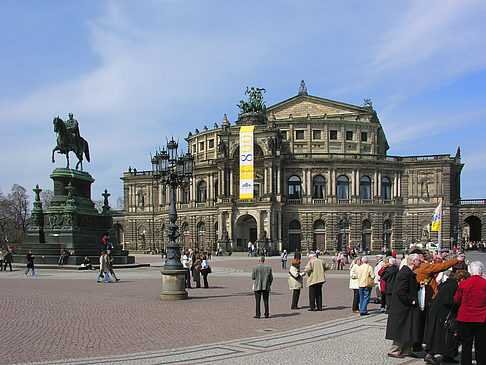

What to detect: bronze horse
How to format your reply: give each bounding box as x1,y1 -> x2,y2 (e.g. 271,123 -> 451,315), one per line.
52,116 -> 90,170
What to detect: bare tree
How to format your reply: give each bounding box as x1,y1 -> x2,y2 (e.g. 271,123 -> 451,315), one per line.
93,199 -> 103,213
6,184 -> 30,242
115,196 -> 124,210
0,185 -> 30,243
40,189 -> 54,210
0,190 -> 9,244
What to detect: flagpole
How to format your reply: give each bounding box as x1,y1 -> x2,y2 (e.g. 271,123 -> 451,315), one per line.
438,197 -> 442,251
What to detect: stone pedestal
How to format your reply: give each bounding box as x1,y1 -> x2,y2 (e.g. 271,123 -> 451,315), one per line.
22,168 -> 135,265
160,269 -> 188,300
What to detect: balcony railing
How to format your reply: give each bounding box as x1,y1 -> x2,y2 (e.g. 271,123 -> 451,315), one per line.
287,199 -> 302,205
460,199 -> 486,205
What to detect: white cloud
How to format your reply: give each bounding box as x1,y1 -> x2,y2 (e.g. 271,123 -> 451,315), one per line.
1,1 -> 486,200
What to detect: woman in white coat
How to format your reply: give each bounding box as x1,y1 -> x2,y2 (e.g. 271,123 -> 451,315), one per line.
349,257 -> 362,313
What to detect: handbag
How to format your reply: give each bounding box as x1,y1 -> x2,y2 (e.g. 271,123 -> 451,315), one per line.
207,266 -> 212,274
443,306 -> 458,337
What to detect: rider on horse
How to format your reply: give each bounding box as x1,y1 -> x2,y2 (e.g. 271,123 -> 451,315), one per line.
65,113 -> 81,151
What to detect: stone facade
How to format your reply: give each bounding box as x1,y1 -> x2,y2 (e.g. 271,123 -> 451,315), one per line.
114,89 -> 485,254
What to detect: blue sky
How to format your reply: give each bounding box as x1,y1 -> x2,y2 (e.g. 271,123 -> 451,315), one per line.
1,0 -> 485,205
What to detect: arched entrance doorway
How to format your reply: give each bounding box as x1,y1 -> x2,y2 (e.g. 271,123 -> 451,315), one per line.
235,214 -> 257,251
197,222 -> 206,250
361,220 -> 372,253
313,219 -> 325,252
288,220 -> 302,252
464,216 -> 482,242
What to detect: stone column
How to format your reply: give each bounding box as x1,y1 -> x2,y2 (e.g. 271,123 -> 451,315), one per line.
378,172 -> 382,198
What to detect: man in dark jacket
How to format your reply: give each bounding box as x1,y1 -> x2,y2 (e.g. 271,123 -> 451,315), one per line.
252,256 -> 273,319
380,257 -> 399,313
386,253 -> 423,358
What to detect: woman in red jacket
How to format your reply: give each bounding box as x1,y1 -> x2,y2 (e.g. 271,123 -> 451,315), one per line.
454,261 -> 486,365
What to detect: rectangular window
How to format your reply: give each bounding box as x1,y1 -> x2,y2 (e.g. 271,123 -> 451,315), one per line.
208,139 -> 214,148
346,131 -> 353,141
199,141 -> 204,151
312,130 -> 321,140
254,184 -> 260,197
361,132 -> 368,142
295,130 -> 305,140
330,130 -> 338,140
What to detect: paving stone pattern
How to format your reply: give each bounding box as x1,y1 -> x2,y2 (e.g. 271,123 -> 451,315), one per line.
1,252 -> 484,364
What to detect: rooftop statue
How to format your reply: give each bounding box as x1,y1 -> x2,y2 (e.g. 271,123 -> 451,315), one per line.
298,80 -> 308,95
362,98 -> 373,109
237,87 -> 266,116
52,113 -> 90,170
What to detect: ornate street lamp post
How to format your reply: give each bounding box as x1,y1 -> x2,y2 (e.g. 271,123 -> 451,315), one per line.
152,138 -> 193,300
152,138 -> 194,270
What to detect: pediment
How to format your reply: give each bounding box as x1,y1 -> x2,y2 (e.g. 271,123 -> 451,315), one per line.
267,95 -> 365,119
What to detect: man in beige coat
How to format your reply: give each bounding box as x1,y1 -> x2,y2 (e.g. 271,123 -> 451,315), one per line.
304,253 -> 331,311
356,256 -> 375,315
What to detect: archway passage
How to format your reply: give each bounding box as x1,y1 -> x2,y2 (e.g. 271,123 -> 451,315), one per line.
235,214 -> 257,251
464,216 -> 482,242
361,220 -> 372,253
313,219 -> 325,252
288,220 -> 302,252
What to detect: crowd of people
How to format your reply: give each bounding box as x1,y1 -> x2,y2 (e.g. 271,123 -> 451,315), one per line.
7,233 -> 485,363
381,247 -> 485,364
251,246 -> 485,364
182,248 -> 212,289
464,241 -> 486,252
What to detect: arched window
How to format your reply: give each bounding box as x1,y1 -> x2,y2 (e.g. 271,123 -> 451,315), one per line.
382,177 -> 391,200
312,175 -> 326,199
313,219 -> 325,230
288,175 -> 302,199
289,220 -> 301,230
337,175 -> 349,200
362,220 -> 372,230
197,181 -> 207,202
360,176 -> 371,200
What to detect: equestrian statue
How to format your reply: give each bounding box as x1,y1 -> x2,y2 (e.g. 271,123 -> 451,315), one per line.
52,113 -> 90,170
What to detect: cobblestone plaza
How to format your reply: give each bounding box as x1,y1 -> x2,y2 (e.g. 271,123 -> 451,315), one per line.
1,252 -> 485,364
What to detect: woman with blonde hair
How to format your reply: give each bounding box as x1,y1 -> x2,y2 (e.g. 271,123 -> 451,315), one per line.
288,259 -> 305,309
349,257 -> 361,313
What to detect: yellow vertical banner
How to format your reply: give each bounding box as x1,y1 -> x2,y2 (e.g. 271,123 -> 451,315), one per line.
239,126 -> 254,199
431,201 -> 442,232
